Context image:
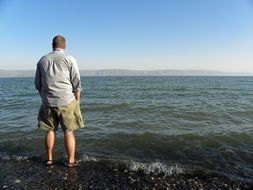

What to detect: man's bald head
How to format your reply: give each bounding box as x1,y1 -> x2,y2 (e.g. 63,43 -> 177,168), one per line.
52,35 -> 66,49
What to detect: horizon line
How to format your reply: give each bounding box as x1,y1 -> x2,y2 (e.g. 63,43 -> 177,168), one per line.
0,68 -> 252,74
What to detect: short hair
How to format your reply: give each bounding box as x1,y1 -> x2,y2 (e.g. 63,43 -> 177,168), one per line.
52,35 -> 66,49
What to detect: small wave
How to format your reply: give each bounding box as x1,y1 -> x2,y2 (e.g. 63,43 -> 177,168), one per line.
82,103 -> 129,112
125,160 -> 183,176
80,154 -> 98,162
79,154 -> 183,176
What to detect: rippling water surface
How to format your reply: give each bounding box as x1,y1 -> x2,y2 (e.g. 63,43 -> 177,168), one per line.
0,76 -> 252,182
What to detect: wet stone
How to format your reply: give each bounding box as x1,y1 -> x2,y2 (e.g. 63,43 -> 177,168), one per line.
14,179 -> 21,184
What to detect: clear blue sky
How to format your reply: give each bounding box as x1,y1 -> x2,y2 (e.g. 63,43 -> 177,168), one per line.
0,0 -> 253,72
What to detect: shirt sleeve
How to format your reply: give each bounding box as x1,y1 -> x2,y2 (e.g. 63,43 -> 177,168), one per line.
68,56 -> 82,92
35,62 -> 42,92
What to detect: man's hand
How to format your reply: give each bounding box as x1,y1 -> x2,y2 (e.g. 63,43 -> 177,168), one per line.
74,91 -> 81,102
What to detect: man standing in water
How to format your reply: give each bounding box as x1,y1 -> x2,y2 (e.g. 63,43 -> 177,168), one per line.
35,35 -> 84,167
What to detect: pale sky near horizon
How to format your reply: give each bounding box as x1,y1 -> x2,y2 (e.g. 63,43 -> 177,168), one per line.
0,0 -> 253,72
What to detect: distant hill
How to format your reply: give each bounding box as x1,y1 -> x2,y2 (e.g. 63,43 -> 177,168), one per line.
79,69 -> 253,76
0,70 -> 36,78
0,69 -> 253,78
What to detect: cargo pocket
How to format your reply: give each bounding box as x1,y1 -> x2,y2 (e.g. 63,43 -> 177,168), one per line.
74,102 -> 85,129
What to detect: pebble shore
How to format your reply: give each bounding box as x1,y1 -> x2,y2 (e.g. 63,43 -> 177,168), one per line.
0,158 -> 251,190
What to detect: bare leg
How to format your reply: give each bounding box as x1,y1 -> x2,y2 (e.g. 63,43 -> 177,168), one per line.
45,131 -> 55,161
64,131 -> 76,163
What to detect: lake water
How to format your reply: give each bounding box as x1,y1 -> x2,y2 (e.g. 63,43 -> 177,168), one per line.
0,76 -> 252,183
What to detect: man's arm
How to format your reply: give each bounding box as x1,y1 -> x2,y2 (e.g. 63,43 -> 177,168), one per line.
74,91 -> 81,102
69,56 -> 82,101
35,63 -> 42,93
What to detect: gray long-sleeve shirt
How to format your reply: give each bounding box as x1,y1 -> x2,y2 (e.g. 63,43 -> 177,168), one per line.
35,49 -> 82,107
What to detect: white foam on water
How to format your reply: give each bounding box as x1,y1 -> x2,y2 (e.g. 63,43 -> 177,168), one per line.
126,160 -> 183,176
1,154 -> 28,161
80,154 -> 97,162
79,154 -> 183,175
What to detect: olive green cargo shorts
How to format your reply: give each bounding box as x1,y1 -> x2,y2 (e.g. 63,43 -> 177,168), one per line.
37,99 -> 84,132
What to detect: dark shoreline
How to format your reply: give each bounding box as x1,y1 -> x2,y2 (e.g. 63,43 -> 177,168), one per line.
0,158 -> 251,190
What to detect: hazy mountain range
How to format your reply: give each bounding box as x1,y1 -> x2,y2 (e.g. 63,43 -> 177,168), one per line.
0,69 -> 253,77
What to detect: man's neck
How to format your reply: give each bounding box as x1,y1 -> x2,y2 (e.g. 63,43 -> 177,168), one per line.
53,48 -> 64,52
